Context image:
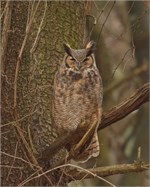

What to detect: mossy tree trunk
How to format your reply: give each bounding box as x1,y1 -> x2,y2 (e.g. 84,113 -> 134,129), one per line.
1,1 -> 85,186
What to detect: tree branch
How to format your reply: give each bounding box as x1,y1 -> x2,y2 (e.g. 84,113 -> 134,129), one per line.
66,161 -> 149,182
15,161 -> 149,187
40,82 -> 149,162
1,1 -> 13,74
99,82 -> 149,130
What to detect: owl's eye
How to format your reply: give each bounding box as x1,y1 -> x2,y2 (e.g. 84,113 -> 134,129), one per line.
66,56 -> 76,68
82,56 -> 93,67
83,57 -> 90,62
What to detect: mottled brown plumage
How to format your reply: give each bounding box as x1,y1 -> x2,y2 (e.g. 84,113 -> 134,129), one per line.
52,41 -> 103,162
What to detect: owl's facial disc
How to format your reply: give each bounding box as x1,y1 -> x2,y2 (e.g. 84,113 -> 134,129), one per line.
65,55 -> 93,70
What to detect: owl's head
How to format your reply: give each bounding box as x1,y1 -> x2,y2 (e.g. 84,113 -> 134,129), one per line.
63,41 -> 96,71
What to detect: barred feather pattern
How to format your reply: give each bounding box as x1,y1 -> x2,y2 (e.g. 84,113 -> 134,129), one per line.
52,42 -> 103,162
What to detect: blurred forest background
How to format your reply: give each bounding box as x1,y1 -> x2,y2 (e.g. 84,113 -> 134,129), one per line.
82,1 -> 150,186
1,1 -> 149,187
79,1 -> 149,186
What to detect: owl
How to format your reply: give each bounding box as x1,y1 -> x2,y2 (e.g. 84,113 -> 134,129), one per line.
52,41 -> 103,162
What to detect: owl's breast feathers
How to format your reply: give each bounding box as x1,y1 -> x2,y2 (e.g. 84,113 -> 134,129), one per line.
52,67 -> 103,135
52,41 -> 103,162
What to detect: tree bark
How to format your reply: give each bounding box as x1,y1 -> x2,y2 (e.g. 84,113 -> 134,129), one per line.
1,1 -> 85,186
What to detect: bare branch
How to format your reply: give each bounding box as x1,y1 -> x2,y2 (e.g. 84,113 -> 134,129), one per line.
1,1 -> 13,74
0,151 -> 39,168
11,0 -> 43,170
99,82 -> 149,130
30,1 -> 47,53
97,1 -> 116,43
111,46 -> 135,79
67,162 -> 149,182
16,161 -> 149,186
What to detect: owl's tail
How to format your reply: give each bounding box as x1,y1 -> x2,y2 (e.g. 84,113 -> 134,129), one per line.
74,132 -> 100,163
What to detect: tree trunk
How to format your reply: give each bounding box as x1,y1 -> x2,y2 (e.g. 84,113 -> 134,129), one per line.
1,1 -> 85,186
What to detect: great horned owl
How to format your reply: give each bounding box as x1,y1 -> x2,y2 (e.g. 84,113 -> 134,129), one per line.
52,41 -> 103,162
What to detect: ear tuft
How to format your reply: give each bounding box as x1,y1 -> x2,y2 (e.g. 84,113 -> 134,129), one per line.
63,43 -> 72,56
86,41 -> 96,56
86,41 -> 96,49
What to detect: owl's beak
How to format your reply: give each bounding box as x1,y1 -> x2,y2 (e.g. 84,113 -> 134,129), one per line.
76,62 -> 81,70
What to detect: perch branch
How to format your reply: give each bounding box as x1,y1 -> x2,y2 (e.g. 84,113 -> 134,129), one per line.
40,82 -> 149,162
99,82 -> 149,130
40,133 -> 73,161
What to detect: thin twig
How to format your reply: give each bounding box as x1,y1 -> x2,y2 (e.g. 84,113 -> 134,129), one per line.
111,46 -> 135,79
12,0 -> 41,170
0,2 -> 7,20
1,110 -> 37,127
127,1 -> 135,14
6,142 -> 18,180
116,8 -> 149,41
17,163 -> 117,187
1,165 -> 23,169
17,168 -> 43,187
1,151 -> 40,169
104,63 -> 148,94
97,1 -> 116,43
89,1 -> 110,39
1,1 -> 13,74
30,1 -> 47,53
